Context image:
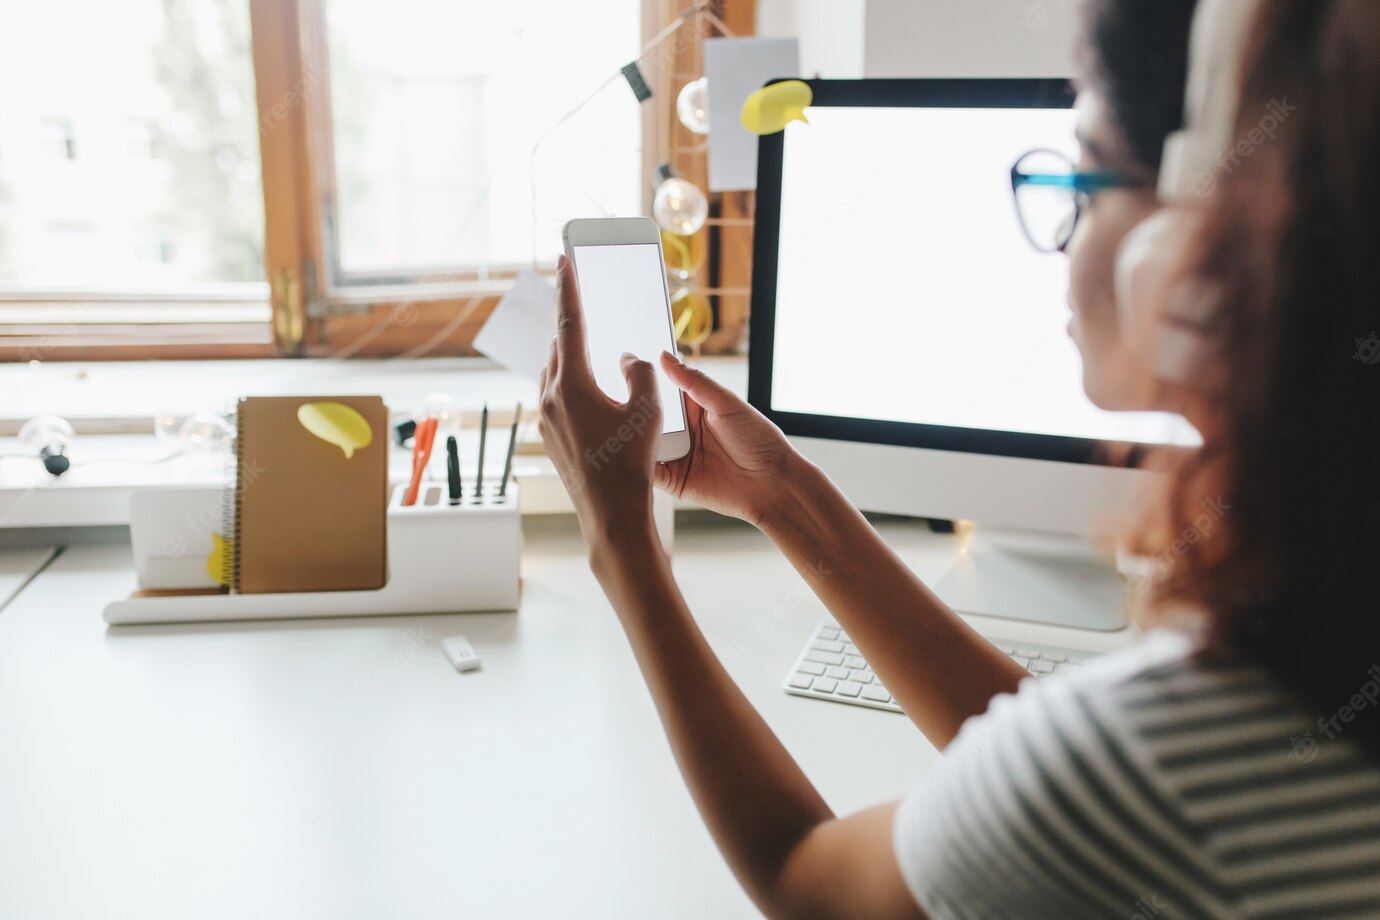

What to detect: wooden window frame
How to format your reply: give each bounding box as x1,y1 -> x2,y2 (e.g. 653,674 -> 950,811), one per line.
0,0 -> 756,362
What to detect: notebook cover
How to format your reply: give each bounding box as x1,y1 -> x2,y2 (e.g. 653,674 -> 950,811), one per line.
232,395 -> 388,594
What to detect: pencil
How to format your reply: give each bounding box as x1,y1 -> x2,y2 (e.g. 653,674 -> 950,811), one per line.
474,403 -> 488,499
499,404 -> 521,498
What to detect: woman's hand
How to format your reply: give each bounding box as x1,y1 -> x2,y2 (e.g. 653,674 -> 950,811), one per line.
655,351 -> 799,529
538,256 -> 664,555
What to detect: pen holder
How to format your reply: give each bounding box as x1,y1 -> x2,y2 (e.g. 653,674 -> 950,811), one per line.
104,482 -> 521,625
386,481 -> 522,613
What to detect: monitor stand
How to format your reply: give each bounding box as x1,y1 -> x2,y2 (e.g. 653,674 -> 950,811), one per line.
932,528 -> 1129,632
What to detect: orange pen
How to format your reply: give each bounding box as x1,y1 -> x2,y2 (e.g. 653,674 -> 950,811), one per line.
403,417 -> 438,507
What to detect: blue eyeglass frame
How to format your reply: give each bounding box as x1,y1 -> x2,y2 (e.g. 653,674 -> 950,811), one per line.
1010,148 -> 1141,252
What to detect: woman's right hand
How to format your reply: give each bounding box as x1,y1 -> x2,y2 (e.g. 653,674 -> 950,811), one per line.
655,351 -> 800,528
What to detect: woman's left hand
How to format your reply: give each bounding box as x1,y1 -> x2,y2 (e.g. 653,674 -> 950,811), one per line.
538,255 -> 664,556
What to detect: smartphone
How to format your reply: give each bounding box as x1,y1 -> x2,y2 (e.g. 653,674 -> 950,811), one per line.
562,217 -> 691,462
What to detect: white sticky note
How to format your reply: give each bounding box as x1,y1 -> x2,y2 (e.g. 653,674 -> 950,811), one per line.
473,268 -> 558,383
704,37 -> 801,191
129,486 -> 225,590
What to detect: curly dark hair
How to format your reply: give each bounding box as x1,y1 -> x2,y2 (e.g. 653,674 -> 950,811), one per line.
1154,0 -> 1380,757
1081,0 -> 1201,171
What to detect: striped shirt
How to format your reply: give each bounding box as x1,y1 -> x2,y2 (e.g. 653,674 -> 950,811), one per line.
892,632 -> 1380,919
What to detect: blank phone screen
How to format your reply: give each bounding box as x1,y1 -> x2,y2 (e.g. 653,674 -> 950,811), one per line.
571,243 -> 687,434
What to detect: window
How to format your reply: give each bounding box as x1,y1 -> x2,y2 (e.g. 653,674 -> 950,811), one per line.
126,120 -> 158,160
0,0 -> 269,359
0,0 -> 756,360
40,119 -> 77,161
324,0 -> 641,281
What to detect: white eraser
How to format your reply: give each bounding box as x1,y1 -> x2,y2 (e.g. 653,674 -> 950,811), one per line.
441,634 -> 481,672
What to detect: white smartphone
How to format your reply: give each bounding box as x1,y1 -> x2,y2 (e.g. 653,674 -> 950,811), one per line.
562,217 -> 692,462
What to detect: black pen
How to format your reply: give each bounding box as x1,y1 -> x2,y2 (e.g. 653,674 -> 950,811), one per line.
446,435 -> 461,505
498,404 -> 521,498
474,403 -> 488,499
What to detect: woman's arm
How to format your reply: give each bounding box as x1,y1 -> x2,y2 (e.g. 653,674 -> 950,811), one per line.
537,258 -> 922,918
592,525 -> 924,920
662,358 -> 1027,747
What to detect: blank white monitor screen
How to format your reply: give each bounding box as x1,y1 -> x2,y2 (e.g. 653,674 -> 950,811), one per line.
769,104 -> 1199,448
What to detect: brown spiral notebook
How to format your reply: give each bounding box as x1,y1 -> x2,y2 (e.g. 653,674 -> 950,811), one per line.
228,395 -> 389,594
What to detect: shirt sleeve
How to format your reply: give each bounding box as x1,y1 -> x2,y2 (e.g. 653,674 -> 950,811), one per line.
891,654 -> 1231,920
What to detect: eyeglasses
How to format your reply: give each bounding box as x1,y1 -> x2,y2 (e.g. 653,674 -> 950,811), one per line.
1010,149 -> 1141,253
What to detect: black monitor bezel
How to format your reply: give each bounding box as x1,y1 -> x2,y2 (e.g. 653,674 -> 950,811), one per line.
747,77 -> 1122,467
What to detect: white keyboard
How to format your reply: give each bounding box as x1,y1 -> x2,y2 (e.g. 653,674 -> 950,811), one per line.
784,619 -> 1094,714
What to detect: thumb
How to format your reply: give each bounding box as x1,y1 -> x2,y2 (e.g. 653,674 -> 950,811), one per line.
660,351 -> 740,414
620,352 -> 662,416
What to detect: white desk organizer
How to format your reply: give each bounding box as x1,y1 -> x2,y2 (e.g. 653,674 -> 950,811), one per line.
104,483 -> 521,626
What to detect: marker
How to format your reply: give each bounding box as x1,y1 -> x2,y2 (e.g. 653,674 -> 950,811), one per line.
446,435 -> 462,505
498,404 -> 521,498
474,403 -> 488,499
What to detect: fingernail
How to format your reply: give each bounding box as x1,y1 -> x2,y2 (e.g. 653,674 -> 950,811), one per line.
621,351 -> 637,362
557,254 -> 568,271
662,349 -> 683,365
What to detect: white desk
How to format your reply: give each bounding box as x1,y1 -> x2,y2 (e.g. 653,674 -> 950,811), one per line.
0,515 -> 1131,919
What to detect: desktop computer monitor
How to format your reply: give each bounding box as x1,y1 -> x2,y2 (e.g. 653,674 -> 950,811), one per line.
748,79 -> 1199,631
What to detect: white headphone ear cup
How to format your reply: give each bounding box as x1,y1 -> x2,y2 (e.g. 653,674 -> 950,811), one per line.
1115,209 -> 1216,384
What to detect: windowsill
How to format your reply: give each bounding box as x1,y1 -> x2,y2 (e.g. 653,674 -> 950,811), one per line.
0,355 -> 748,529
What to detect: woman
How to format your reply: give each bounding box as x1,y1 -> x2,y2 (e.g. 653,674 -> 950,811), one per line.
538,0 -> 1380,916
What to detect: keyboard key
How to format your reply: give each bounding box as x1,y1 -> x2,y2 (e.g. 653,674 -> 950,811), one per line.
819,627 -> 840,640
825,666 -> 849,680
996,645 -> 1016,655
836,681 -> 862,698
1043,653 -> 1067,663
1013,656 -> 1032,669
1032,659 -> 1055,674
1016,648 -> 1041,659
797,661 -> 826,676
811,639 -> 845,653
841,644 -> 859,657
850,669 -> 873,684
862,686 -> 891,703
812,677 -> 838,694
805,652 -> 844,666
843,655 -> 865,669
789,674 -> 813,689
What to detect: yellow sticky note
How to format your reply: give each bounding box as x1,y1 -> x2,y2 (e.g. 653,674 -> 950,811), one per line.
296,401 -> 373,459
741,80 -> 812,135
206,532 -> 233,587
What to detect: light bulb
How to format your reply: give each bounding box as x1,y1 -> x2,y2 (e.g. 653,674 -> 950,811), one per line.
653,176 -> 709,236
676,78 -> 710,135
178,411 -> 234,455
154,409 -> 183,443
18,414 -> 74,477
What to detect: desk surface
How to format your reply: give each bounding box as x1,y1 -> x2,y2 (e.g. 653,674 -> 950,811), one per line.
0,516 -> 1130,919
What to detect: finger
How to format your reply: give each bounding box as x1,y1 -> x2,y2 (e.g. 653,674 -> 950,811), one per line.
652,460 -> 677,493
544,335 -> 559,379
621,352 -> 662,417
660,350 -> 741,414
538,337 -> 556,395
554,255 -> 592,379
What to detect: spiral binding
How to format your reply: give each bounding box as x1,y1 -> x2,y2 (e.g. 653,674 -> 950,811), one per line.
221,401 -> 245,592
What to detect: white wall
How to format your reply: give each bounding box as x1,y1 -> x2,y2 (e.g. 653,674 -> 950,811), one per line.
756,0 -> 866,78
864,0 -> 1077,77
756,0 -> 1077,79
